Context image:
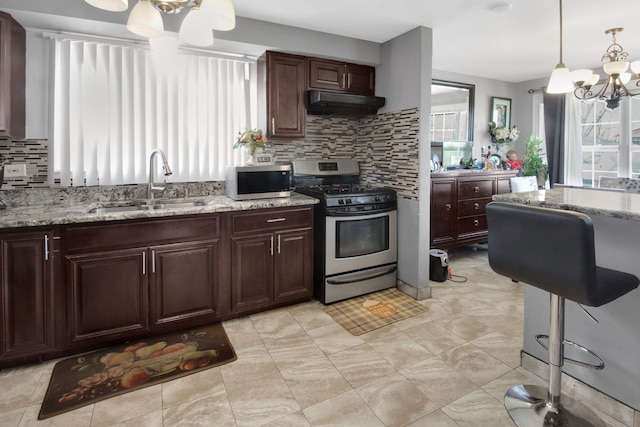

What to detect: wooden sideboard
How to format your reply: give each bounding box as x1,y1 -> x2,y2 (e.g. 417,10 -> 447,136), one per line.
430,170 -> 517,249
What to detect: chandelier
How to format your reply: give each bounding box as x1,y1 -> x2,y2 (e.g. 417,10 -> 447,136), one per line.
546,0 -> 640,109
572,28 -> 640,110
84,0 -> 235,47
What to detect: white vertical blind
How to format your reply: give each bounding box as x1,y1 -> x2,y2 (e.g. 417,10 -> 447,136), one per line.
51,37 -> 253,186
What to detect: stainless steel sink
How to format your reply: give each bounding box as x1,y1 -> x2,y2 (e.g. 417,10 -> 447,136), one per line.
87,200 -> 206,214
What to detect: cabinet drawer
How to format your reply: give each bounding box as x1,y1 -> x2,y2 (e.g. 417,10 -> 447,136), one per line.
458,215 -> 487,236
64,215 -> 221,252
231,207 -> 312,234
458,180 -> 494,200
458,198 -> 491,217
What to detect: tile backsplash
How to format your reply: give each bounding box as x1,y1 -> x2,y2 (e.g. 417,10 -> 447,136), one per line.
0,107 -> 421,200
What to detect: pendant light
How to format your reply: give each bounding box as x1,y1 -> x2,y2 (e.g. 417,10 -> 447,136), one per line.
127,0 -> 164,38
179,5 -> 214,46
85,0 -> 128,12
547,0 -> 573,94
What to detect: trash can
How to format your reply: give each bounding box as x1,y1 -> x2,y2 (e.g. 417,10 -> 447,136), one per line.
429,249 -> 449,282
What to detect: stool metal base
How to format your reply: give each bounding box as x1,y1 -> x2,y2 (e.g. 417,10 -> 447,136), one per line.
504,384 -> 606,427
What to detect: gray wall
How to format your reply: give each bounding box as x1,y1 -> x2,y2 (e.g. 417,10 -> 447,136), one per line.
379,27 -> 433,289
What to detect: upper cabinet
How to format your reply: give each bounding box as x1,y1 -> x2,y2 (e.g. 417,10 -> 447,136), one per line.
308,58 -> 375,95
0,12 -> 25,139
258,51 -> 307,141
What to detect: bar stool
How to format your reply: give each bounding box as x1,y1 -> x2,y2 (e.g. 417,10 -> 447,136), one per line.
486,202 -> 639,427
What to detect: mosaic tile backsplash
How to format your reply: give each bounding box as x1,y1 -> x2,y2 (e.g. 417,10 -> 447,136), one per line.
0,107 -> 420,201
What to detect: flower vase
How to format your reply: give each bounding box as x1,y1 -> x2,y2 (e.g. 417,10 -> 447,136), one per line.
245,146 -> 256,166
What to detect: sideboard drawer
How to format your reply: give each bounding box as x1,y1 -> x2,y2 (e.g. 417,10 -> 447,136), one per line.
458,180 -> 494,200
458,198 -> 491,217
458,215 -> 487,236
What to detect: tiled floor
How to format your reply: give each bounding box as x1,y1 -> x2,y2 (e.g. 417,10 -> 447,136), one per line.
1,245 -> 638,426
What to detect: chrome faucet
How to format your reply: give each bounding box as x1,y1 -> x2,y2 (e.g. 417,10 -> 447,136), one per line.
148,149 -> 172,200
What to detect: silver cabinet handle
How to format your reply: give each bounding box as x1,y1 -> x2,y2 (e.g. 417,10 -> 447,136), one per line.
152,250 -> 156,273
271,118 -> 275,132
142,251 -> 146,275
277,234 -> 281,254
474,186 -> 480,192
44,235 -> 49,261
267,218 -> 286,223
474,203 -> 480,210
270,236 -> 274,256
473,219 -> 480,227
445,203 -> 452,210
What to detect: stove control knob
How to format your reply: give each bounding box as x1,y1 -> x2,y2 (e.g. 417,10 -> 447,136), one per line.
375,196 -> 381,202
338,199 -> 344,204
346,198 -> 352,204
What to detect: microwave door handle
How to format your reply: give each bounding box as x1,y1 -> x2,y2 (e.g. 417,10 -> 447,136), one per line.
326,265 -> 397,285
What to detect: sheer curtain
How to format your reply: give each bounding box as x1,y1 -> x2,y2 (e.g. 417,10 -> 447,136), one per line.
50,35 -> 254,186
563,94 -> 584,186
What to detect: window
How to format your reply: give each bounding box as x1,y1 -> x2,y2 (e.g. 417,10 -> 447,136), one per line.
580,97 -> 640,186
50,35 -> 255,187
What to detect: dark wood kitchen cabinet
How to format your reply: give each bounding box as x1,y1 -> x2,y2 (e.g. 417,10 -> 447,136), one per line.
229,206 -> 313,314
0,229 -> 56,365
62,215 -> 222,350
0,12 -> 26,139
308,58 -> 375,95
430,170 -> 517,249
258,51 -> 307,140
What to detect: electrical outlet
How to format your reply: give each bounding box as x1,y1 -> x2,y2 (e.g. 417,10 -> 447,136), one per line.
4,164 -> 27,177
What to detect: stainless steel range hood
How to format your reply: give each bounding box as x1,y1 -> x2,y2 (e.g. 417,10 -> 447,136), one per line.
306,90 -> 385,116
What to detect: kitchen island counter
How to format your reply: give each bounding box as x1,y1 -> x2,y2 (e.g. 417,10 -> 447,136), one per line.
493,186 -> 640,412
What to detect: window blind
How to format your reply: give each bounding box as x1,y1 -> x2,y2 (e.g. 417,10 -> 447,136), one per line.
50,36 -> 254,186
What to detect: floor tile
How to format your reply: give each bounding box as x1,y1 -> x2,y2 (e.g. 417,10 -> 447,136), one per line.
442,389 -> 513,427
328,343 -> 396,388
406,409 -> 460,427
439,342 -> 512,387
303,390 -> 384,427
91,384 -> 162,427
218,344 -> 278,387
263,331 -> 325,371
163,393 -> 235,426
403,321 -> 467,355
306,323 -> 365,355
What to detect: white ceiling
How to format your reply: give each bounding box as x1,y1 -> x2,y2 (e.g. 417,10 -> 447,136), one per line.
2,0 -> 640,83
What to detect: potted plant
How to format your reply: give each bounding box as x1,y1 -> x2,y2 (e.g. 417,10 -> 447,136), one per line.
521,136 -> 549,188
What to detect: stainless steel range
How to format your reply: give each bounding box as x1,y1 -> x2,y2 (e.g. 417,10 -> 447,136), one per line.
292,159 -> 398,304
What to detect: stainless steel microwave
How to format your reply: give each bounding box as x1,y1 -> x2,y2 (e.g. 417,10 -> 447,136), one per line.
225,164 -> 292,200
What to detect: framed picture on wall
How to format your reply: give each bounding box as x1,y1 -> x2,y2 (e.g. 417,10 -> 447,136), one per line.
491,97 -> 511,128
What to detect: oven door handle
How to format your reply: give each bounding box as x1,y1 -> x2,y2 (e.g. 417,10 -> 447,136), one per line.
327,265 -> 397,285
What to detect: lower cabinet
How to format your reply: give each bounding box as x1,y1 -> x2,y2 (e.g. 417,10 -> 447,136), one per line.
230,207 -> 313,314
0,206 -> 313,368
62,215 -> 222,350
0,229 -> 56,364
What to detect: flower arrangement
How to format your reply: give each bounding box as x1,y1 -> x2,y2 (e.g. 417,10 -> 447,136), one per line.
233,129 -> 268,157
489,121 -> 520,148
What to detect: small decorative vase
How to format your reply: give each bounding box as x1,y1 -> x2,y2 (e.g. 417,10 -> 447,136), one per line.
244,145 -> 256,166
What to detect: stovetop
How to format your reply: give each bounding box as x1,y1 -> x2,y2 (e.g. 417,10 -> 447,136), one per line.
296,184 -> 396,197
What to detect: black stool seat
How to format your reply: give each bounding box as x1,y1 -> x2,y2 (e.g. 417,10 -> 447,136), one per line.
486,202 -> 639,307
486,202 -> 639,427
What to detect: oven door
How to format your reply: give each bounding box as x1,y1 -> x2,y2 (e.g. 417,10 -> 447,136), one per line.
325,210 -> 397,276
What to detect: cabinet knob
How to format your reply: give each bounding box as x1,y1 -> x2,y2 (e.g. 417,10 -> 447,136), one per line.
474,203 -> 480,210
474,186 -> 480,192
445,203 -> 452,210
473,219 -> 480,227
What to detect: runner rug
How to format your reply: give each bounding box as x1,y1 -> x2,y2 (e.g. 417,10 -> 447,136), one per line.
39,323 -> 236,420
324,287 -> 428,336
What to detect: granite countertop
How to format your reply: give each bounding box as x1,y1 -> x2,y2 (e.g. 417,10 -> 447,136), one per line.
493,186 -> 640,221
0,193 -> 319,229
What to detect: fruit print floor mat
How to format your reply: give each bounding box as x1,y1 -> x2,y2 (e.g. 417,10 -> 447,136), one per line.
39,323 -> 236,420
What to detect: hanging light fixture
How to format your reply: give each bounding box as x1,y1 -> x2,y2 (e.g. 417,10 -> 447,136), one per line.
573,28 -> 640,110
546,0 -> 573,94
84,0 -> 236,46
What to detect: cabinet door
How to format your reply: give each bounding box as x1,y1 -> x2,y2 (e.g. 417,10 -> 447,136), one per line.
497,175 -> 514,194
430,179 -> 457,247
0,12 -> 26,139
263,52 -> 306,140
274,228 -> 312,302
150,240 -> 219,328
230,233 -> 274,313
0,231 -> 54,362
65,248 -> 148,347
345,64 -> 375,95
308,58 -> 344,91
